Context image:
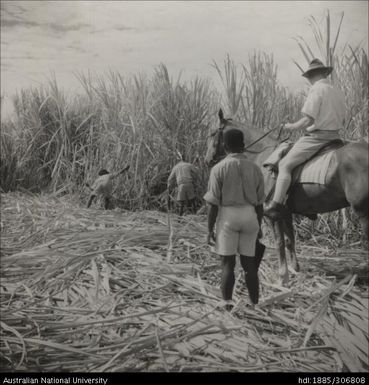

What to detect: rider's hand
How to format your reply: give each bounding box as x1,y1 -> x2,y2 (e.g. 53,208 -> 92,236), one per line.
305,125 -> 316,133
207,231 -> 216,246
284,123 -> 294,130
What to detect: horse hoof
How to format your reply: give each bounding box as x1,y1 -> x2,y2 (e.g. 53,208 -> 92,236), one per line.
292,261 -> 300,272
278,278 -> 289,287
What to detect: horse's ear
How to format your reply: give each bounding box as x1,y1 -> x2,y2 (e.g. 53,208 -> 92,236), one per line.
218,108 -> 224,122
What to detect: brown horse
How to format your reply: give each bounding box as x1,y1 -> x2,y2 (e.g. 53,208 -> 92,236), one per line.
205,109 -> 369,285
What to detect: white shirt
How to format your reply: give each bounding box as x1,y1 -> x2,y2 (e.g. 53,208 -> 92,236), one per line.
302,79 -> 345,131
203,153 -> 265,207
91,174 -> 114,196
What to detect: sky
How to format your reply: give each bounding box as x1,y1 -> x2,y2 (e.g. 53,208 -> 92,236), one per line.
1,1 -> 368,118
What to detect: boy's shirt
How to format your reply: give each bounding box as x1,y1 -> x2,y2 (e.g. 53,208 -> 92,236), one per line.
204,153 -> 265,207
91,174 -> 114,196
168,161 -> 199,187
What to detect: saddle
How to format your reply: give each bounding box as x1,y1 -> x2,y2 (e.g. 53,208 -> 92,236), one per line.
262,139 -> 345,220
262,139 -> 344,177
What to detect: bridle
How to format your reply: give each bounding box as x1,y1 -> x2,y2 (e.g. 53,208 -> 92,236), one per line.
209,119 -> 289,163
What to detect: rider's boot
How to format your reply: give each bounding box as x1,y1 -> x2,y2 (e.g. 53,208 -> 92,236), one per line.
255,239 -> 266,271
264,200 -> 287,220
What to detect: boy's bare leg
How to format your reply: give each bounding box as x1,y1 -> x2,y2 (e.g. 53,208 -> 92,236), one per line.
240,255 -> 259,305
190,199 -> 196,214
104,196 -> 111,210
220,255 -> 236,310
179,201 -> 185,216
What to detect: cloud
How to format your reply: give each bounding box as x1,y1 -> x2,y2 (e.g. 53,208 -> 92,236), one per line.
89,25 -> 164,35
113,25 -> 137,32
1,17 -> 90,34
1,62 -> 12,70
67,44 -> 87,54
1,2 -> 90,35
47,22 -> 91,34
2,54 -> 38,60
1,2 -> 34,28
89,28 -> 108,34
0,2 -> 27,18
1,18 -> 40,29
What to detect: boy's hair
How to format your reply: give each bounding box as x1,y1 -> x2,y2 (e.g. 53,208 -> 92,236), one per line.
224,129 -> 245,152
98,169 -> 110,176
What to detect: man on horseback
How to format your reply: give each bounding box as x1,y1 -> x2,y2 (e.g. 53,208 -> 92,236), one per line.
264,58 -> 346,220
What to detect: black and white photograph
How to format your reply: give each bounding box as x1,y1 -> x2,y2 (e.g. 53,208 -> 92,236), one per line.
0,0 -> 368,377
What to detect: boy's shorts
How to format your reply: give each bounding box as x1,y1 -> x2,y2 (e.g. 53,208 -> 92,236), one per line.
215,205 -> 259,256
177,183 -> 195,201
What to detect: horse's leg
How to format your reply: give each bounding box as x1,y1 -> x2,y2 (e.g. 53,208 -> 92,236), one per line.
353,203 -> 369,245
179,202 -> 184,216
87,194 -> 96,208
283,212 -> 300,272
345,189 -> 369,243
273,219 -> 289,285
359,216 -> 369,245
191,199 -> 197,214
339,145 -> 369,243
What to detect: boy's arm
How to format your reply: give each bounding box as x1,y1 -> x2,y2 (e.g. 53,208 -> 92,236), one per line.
191,166 -> 201,186
256,168 -> 265,207
203,167 -> 221,245
207,203 -> 218,245
255,204 -> 263,227
120,164 -> 130,174
255,168 -> 265,238
111,165 -> 130,179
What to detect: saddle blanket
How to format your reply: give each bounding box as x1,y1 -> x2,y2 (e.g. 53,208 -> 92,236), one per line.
263,143 -> 337,185
294,150 -> 335,185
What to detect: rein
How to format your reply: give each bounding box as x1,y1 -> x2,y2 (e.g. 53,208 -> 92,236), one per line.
244,134 -> 292,154
243,123 -> 282,150
210,120 -> 288,163
244,145 -> 276,154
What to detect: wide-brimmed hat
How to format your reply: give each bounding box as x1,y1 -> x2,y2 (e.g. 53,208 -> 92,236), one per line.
302,58 -> 333,78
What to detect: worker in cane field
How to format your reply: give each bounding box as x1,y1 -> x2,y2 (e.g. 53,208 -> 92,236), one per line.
167,155 -> 200,216
86,165 -> 130,209
204,129 -> 265,310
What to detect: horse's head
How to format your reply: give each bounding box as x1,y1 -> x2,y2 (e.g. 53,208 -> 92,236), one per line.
205,108 -> 243,167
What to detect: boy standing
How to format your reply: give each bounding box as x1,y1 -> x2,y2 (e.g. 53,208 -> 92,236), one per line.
204,129 -> 265,309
